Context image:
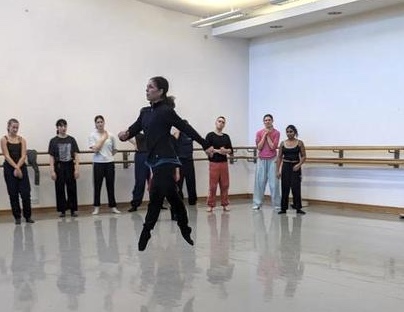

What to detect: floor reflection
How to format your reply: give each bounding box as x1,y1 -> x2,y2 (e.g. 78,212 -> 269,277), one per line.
206,212 -> 234,299
95,217 -> 123,312
139,220 -> 195,312
253,211 -> 304,298
57,219 -> 85,310
12,225 -> 45,312
279,214 -> 304,297
253,210 -> 280,300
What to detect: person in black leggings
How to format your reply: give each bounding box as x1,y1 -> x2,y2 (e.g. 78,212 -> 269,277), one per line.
1,119 -> 34,224
119,76 -> 213,251
276,125 -> 307,215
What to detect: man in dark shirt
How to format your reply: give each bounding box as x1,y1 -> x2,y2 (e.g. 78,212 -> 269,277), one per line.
205,116 -> 233,212
128,133 -> 150,212
173,121 -> 197,206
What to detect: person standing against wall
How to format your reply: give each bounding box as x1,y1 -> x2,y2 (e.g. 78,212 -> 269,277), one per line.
118,76 -> 212,251
1,119 -> 35,224
277,125 -> 306,215
48,119 -> 80,218
252,114 -> 281,210
128,133 -> 150,212
172,121 -> 197,206
89,115 -> 121,215
205,116 -> 233,212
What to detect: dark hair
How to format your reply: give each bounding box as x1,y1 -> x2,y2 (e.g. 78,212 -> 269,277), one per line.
263,114 -> 273,121
55,119 -> 67,135
150,76 -> 176,108
286,125 -> 298,137
56,119 -> 67,127
94,115 -> 104,123
7,118 -> 19,133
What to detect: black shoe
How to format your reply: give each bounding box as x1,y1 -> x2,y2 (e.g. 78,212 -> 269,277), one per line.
71,212 -> 78,217
59,212 -> 66,218
25,218 -> 35,223
188,201 -> 197,206
161,206 -> 169,210
296,210 -> 306,215
138,228 -> 151,251
128,206 -> 138,212
278,210 -> 287,215
180,226 -> 194,246
15,219 -> 21,225
291,204 -> 296,209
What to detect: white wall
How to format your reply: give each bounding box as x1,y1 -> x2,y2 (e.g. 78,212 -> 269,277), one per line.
249,5 -> 404,207
0,0 -> 250,209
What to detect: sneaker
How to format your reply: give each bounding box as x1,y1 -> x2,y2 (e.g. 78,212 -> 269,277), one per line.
59,212 -> 66,218
252,205 -> 261,210
71,212 -> 78,217
15,219 -> 21,225
278,210 -> 287,215
25,218 -> 35,223
92,207 -> 100,215
206,207 -> 213,212
128,206 -> 138,212
223,206 -> 230,212
111,207 -> 121,214
296,210 -> 306,215
138,228 -> 151,251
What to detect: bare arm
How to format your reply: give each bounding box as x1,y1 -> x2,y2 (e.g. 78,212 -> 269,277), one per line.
276,141 -> 284,178
90,131 -> 108,152
74,152 -> 80,179
293,140 -> 306,171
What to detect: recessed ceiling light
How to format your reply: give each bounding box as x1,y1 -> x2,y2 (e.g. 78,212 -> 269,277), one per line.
269,25 -> 283,29
328,11 -> 342,15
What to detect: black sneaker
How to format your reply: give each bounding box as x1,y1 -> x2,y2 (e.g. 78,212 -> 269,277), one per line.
71,212 -> 78,217
296,210 -> 306,215
138,228 -> 151,251
128,206 -> 138,212
15,219 -> 21,225
25,218 -> 35,223
278,210 -> 287,215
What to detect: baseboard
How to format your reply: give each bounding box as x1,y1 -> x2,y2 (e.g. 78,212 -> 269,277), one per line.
0,193 -> 402,216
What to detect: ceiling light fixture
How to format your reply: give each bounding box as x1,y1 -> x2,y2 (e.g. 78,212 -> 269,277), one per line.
191,9 -> 244,28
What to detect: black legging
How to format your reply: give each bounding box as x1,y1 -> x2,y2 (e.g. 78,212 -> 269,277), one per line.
281,162 -> 302,211
144,163 -> 189,231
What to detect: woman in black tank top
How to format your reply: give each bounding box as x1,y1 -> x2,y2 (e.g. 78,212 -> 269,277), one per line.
276,125 -> 306,215
0,118 -> 34,224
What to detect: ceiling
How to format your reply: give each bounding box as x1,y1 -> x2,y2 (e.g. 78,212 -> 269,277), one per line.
138,0 -> 404,38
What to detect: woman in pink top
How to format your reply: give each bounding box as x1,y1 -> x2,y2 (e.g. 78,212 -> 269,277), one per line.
252,114 -> 281,210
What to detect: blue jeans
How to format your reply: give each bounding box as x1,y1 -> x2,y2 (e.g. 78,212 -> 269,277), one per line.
253,157 -> 280,207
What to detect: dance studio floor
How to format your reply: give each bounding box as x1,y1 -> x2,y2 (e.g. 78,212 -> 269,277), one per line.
1,200 -> 404,312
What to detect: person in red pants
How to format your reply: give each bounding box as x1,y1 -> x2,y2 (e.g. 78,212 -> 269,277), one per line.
205,116 -> 233,212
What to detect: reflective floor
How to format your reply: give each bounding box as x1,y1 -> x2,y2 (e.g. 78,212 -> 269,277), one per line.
1,201 -> 404,312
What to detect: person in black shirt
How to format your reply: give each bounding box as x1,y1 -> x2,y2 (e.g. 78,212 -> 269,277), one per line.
205,116 -> 233,212
1,118 -> 35,224
276,125 -> 306,215
173,121 -> 197,205
48,119 -> 80,218
128,133 -> 151,212
118,76 -> 213,251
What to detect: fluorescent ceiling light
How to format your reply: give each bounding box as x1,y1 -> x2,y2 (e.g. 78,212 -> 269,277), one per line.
191,9 -> 244,28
